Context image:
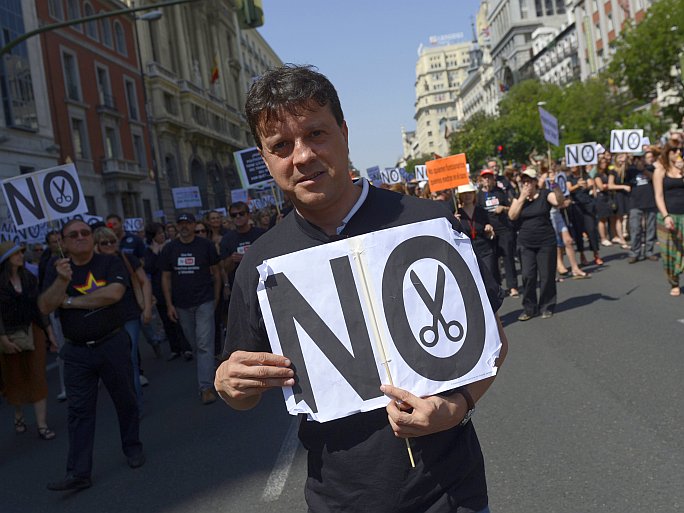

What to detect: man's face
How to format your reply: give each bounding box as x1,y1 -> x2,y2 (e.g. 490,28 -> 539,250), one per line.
107,217 -> 123,237
177,220 -> 195,239
487,161 -> 499,174
482,174 -> 496,189
229,208 -> 250,228
47,234 -> 61,252
62,222 -> 94,257
645,152 -> 655,165
258,102 -> 350,216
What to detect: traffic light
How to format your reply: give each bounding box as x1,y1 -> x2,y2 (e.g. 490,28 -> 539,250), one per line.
236,0 -> 264,29
496,145 -> 504,158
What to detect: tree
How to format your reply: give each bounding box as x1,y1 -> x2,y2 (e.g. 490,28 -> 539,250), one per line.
609,0 -> 684,120
403,154 -> 434,175
450,112 -> 503,171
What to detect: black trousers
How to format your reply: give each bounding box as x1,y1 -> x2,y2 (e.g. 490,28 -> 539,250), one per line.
520,245 -> 557,315
493,230 -> 519,290
569,202 -> 599,253
156,303 -> 191,354
62,330 -> 143,478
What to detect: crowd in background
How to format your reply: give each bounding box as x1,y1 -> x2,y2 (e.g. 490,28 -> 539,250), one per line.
1,128 -> 682,442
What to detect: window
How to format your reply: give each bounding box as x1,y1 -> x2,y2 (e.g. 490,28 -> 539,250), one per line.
104,126 -> 120,159
535,0 -> 543,16
519,0 -> 528,19
62,51 -> 81,101
84,3 -> 98,40
85,195 -> 97,215
70,117 -> 89,158
545,0 -> 554,15
66,0 -> 82,31
19,166 -> 35,175
114,21 -> 127,55
132,132 -> 147,170
101,16 -> 113,47
555,0 -> 565,14
48,0 -> 64,20
95,66 -> 114,108
124,78 -> 139,120
163,92 -> 177,115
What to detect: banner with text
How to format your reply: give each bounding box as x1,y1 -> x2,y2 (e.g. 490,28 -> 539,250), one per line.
426,154 -> 469,192
234,147 -> 272,189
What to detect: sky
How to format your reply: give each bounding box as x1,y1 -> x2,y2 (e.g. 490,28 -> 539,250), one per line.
258,0 -> 483,172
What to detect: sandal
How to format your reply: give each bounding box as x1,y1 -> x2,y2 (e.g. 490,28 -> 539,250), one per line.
14,416 -> 27,434
38,426 -> 56,440
572,272 -> 591,279
620,243 -> 630,250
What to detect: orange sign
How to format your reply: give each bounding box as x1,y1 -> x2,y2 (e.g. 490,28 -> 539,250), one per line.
425,153 -> 469,192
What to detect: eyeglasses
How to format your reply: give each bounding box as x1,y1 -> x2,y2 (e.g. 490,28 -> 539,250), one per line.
65,229 -> 92,239
230,211 -> 248,218
195,229 -> 207,234
99,240 -> 118,247
670,147 -> 683,153
34,247 -> 44,252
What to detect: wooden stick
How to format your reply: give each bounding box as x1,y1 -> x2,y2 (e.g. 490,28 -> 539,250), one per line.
270,183 -> 281,216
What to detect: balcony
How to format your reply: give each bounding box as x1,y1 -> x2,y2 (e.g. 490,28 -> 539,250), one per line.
100,157 -> 142,181
96,93 -> 120,116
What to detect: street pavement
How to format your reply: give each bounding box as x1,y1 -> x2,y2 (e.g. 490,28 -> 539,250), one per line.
1,244 -> 682,513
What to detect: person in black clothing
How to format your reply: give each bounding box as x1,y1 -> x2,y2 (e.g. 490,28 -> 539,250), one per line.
40,220 -> 144,492
478,168 -> 519,296
626,152 -> 658,263
214,65 -> 508,513
567,165 -> 603,266
38,231 -> 62,290
457,182 -> 496,277
509,168 -> 564,320
219,202 -> 266,288
106,214 -> 146,260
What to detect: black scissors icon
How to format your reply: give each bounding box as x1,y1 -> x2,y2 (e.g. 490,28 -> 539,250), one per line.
53,179 -> 72,204
410,266 -> 464,348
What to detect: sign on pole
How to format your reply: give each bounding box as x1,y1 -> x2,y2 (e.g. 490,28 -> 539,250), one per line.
1,213 -> 102,244
414,165 -> 428,182
123,218 -> 144,233
425,154 -> 469,193
233,147 -> 272,189
610,129 -> 644,153
538,107 -> 559,147
365,166 -> 382,187
257,218 -> 502,422
171,186 -> 202,209
565,142 -> 598,167
380,167 -> 404,185
230,188 -> 249,204
1,163 -> 88,230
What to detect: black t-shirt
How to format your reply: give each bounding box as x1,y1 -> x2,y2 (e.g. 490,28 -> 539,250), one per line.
120,253 -> 142,321
119,232 -> 145,259
663,175 -> 684,214
143,246 -> 164,303
567,172 -> 594,206
224,186 -> 502,513
477,189 -> 511,232
43,253 -> 129,343
626,164 -> 656,210
515,189 -> 556,248
458,205 -> 496,258
219,226 -> 266,285
159,236 -> 219,308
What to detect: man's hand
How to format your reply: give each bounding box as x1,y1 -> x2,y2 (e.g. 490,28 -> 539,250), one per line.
55,258 -> 72,282
231,252 -> 243,264
381,385 -> 468,438
0,335 -> 21,354
167,304 -> 178,323
215,351 -> 294,410
142,307 -> 153,325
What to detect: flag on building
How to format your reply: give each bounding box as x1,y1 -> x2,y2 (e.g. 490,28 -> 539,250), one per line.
210,55 -> 219,84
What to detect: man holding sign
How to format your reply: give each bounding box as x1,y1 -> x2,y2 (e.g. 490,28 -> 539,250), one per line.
215,65 -> 508,513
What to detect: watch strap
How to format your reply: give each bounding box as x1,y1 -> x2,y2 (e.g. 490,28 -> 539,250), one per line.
458,386 -> 475,411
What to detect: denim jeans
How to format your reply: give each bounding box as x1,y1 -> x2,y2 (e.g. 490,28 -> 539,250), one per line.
177,300 -> 216,392
629,207 -> 657,258
124,319 -> 143,410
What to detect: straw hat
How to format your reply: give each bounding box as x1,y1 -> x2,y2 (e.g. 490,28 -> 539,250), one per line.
0,241 -> 22,266
456,183 -> 478,194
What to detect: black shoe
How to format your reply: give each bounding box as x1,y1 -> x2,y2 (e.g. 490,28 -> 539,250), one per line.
647,255 -> 659,261
627,256 -> 638,264
47,475 -> 92,491
183,351 -> 193,361
166,352 -> 180,361
152,344 -> 162,359
541,311 -> 554,319
517,312 -> 535,321
127,452 -> 146,469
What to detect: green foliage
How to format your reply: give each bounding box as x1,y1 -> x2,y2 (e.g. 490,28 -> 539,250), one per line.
609,0 -> 684,118
403,154 -> 434,175
450,112 -> 502,171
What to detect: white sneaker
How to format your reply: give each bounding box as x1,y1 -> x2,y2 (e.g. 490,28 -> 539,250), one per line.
139,375 -> 149,387
56,391 -> 67,402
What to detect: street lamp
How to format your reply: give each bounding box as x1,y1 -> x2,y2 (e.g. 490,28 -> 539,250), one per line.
133,9 -> 165,221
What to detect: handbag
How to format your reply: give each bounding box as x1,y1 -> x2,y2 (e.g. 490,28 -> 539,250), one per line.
121,253 -> 145,310
3,325 -> 35,352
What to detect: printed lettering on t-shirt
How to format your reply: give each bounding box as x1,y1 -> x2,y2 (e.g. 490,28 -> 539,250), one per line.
484,196 -> 500,211
635,174 -> 648,187
176,253 -> 200,275
177,256 -> 196,266
237,242 -> 251,255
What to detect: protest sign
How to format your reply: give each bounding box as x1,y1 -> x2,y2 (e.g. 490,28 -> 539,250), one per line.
123,218 -> 144,232
425,154 -> 469,192
380,167 -> 404,185
610,129 -> 644,153
1,163 -> 88,230
231,188 -> 249,204
1,213 -> 103,244
565,142 -> 598,167
234,147 -> 272,188
257,218 -> 501,422
414,165 -> 428,182
538,107 -> 559,147
172,186 -> 202,209
365,166 -> 382,187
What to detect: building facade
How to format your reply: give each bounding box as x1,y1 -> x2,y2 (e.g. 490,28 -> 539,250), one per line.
518,22 -> 581,86
0,1 -> 59,214
412,36 -> 473,159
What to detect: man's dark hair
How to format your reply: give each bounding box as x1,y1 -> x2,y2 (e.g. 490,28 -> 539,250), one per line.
45,230 -> 60,244
229,201 -> 249,214
61,219 -> 90,237
145,222 -> 165,244
245,64 -> 344,149
106,213 -> 122,223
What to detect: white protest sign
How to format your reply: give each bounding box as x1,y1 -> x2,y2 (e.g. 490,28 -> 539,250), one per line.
366,166 -> 382,187
555,171 -> 570,197
414,165 -> 428,182
123,218 -> 144,232
171,186 -> 202,209
596,143 -> 606,155
256,218 -> 501,423
1,163 -> 88,230
565,142 -> 598,167
610,129 -> 644,153
1,213 -> 103,244
230,188 -> 249,204
380,167 -> 404,185
538,107 -> 559,147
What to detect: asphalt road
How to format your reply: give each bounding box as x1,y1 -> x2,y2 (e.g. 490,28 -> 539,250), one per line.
1,244 -> 682,513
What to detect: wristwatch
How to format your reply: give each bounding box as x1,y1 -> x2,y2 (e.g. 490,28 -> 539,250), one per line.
457,387 -> 475,426
64,296 -> 73,307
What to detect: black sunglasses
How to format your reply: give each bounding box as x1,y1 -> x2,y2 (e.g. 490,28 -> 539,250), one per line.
670,147 -> 683,153
65,229 -> 92,239
99,239 -> 118,247
195,229 -> 207,234
230,211 -> 248,218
